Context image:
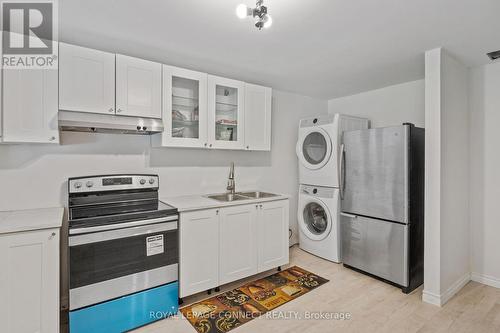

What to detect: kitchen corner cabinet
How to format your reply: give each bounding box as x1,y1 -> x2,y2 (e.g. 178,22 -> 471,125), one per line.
2,67 -> 59,144
179,209 -> 219,298
179,199 -> 289,298
59,43 -> 115,115
0,228 -> 60,333
244,84 -> 272,151
207,75 -> 245,149
153,66 -> 208,148
115,54 -> 162,118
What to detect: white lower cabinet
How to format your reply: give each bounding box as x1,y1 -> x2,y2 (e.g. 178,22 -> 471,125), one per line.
219,205 -> 258,284
179,199 -> 289,297
179,209 -> 219,298
257,200 -> 289,272
0,228 -> 60,333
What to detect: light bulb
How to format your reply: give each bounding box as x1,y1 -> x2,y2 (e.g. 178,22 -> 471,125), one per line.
263,14 -> 273,28
236,4 -> 248,19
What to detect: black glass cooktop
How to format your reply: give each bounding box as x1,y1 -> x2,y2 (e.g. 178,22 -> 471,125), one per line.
69,201 -> 177,230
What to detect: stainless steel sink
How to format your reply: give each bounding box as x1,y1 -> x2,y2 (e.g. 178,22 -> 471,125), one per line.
237,191 -> 279,199
207,193 -> 249,202
207,191 -> 279,202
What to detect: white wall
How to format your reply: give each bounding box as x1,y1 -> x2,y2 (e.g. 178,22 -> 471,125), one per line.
423,48 -> 470,306
328,80 -> 424,127
0,90 -> 327,246
469,61 -> 500,288
0,89 -> 326,309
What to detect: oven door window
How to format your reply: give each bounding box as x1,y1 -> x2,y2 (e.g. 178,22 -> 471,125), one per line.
69,224 -> 178,289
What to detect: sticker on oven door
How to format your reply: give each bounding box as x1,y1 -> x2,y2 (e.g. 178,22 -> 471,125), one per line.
146,234 -> 164,256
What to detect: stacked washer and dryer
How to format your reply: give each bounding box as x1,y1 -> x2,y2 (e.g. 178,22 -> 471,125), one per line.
296,114 -> 369,262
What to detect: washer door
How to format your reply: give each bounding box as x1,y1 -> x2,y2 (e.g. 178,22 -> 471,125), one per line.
296,127 -> 332,170
299,197 -> 332,241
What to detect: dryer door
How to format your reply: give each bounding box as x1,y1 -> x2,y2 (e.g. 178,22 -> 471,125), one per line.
299,197 -> 332,241
296,127 -> 332,170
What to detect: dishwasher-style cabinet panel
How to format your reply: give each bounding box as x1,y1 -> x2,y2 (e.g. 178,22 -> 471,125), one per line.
0,228 -> 60,333
244,84 -> 272,151
179,209 -> 219,298
115,54 -> 162,119
219,204 -> 258,284
153,66 -> 208,148
2,67 -> 59,144
59,43 -> 115,115
207,75 -> 245,150
257,200 -> 289,272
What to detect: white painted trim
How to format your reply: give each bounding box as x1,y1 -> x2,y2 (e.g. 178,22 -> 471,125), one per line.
422,290 -> 441,306
440,273 -> 471,305
471,272 -> 500,289
422,272 -> 471,307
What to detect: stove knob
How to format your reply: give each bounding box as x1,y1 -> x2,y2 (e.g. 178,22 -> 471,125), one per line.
149,178 -> 155,184
140,179 -> 146,185
86,181 -> 94,188
74,182 -> 82,189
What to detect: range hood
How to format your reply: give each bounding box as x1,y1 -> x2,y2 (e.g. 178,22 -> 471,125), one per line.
59,111 -> 164,135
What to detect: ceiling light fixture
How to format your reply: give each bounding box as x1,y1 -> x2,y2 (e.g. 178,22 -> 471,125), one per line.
236,0 -> 272,30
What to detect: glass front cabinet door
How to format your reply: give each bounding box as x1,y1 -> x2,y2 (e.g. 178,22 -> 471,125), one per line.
207,75 -> 245,149
158,65 -> 208,148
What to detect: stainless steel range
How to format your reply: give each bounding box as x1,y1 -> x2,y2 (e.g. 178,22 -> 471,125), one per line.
67,174 -> 179,333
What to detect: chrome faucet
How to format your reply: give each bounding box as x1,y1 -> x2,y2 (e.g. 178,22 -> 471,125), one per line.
227,162 -> 235,195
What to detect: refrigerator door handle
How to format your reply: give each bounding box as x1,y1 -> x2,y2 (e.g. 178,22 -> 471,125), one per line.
339,143 -> 346,199
340,212 -> 357,219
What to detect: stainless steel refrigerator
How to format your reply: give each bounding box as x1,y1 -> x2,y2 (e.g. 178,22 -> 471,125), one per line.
340,123 -> 424,293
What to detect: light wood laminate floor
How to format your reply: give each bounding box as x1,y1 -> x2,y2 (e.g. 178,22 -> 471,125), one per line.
135,245 -> 500,333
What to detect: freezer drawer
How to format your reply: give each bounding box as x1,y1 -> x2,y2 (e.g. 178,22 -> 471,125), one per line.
342,126 -> 409,223
340,214 -> 408,286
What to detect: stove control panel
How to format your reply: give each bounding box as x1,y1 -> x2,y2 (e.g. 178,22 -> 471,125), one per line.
69,175 -> 159,193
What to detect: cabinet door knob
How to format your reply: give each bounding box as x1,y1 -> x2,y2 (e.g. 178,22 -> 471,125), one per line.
117,109 -> 122,113
209,144 -> 213,147
204,143 -> 208,147
260,204 -> 263,208
49,232 -> 56,239
216,209 -> 219,215
108,108 -> 114,113
49,136 -> 56,141
246,146 -> 249,149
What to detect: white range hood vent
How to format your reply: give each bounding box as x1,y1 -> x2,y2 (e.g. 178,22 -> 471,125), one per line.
58,111 -> 164,135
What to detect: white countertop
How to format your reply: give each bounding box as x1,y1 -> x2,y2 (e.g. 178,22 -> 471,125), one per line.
0,207 -> 64,234
161,192 -> 290,213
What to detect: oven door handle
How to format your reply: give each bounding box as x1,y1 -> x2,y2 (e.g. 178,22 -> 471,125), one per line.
69,220 -> 177,246
69,215 -> 178,235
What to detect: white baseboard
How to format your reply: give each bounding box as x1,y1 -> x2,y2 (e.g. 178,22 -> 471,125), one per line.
422,272 -> 471,307
471,272 -> 500,289
422,290 -> 441,306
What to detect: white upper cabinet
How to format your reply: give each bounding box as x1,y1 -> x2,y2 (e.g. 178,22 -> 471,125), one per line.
115,54 -> 162,119
207,75 -> 245,149
2,67 -> 59,144
244,84 -> 272,151
153,65 -> 208,147
59,43 -> 115,115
